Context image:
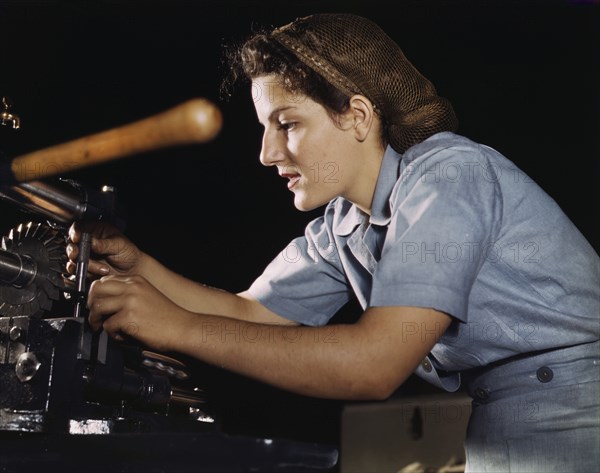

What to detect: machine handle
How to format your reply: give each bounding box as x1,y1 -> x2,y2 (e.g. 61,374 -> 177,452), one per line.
7,98 -> 223,183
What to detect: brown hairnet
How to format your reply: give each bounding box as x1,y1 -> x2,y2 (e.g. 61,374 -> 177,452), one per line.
271,13 -> 458,153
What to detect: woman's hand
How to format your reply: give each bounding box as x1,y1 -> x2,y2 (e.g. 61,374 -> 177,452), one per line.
67,222 -> 143,278
87,274 -> 192,352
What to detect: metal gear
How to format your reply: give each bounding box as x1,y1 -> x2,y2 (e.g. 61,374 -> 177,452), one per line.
0,221 -> 68,317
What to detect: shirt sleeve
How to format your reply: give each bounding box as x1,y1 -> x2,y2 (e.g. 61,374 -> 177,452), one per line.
369,144 -> 503,322
247,210 -> 353,326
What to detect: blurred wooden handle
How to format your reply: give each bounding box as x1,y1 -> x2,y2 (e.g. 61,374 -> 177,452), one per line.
9,98 -> 223,183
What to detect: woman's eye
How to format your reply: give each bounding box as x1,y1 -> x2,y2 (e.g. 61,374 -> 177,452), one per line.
278,122 -> 296,132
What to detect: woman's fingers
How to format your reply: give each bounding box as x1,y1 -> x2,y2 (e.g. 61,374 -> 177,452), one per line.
102,314 -> 139,341
66,248 -> 110,277
87,296 -> 123,331
68,223 -> 80,244
67,222 -> 131,276
84,274 -> 178,352
87,276 -> 132,330
69,229 -> 121,258
66,242 -> 78,260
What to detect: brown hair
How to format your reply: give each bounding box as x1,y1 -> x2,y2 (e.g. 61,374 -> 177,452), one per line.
222,14 -> 457,153
221,31 -> 361,127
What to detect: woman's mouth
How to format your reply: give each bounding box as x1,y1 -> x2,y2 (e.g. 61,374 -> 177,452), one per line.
281,173 -> 301,189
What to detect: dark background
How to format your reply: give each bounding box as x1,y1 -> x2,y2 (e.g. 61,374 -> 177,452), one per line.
1,0 -> 599,450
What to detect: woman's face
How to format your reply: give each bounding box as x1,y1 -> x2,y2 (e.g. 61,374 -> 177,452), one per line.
252,75 -> 374,212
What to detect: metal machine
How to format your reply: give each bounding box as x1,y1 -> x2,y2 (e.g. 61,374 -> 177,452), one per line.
0,178 -> 209,435
0,97 -> 338,472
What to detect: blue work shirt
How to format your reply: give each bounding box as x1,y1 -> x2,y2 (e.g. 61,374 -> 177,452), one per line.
248,132 -> 600,391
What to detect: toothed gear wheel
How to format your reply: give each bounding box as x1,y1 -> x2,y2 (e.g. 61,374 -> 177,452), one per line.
0,221 -> 68,317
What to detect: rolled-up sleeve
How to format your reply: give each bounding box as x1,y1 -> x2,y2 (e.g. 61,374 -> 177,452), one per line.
369,146 -> 502,322
248,210 -> 353,326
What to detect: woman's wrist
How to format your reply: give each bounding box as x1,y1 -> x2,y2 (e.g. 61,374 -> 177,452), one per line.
133,250 -> 152,277
163,309 -> 198,353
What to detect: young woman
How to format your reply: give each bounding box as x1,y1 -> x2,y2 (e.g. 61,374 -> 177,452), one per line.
69,13 -> 599,472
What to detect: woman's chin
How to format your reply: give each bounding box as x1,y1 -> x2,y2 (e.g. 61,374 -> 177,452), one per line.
293,195 -> 325,212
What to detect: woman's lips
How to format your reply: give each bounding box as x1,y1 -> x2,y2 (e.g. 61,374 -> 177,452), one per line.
282,173 -> 301,189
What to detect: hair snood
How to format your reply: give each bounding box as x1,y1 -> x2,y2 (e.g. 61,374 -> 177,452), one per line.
271,13 -> 458,153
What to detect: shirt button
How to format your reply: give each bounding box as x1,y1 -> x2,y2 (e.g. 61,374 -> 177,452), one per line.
421,358 -> 432,373
536,366 -> 554,383
474,387 -> 489,401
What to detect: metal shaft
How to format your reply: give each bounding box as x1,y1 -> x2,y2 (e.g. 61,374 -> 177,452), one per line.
0,248 -> 37,287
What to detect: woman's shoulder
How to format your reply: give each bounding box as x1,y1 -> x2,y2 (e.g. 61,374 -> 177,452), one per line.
399,131 -> 522,189
404,131 -> 495,164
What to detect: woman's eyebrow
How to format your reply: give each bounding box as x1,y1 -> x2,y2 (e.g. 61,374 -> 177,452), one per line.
268,106 -> 296,122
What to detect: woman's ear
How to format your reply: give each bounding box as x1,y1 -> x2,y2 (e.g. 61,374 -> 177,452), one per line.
348,95 -> 376,142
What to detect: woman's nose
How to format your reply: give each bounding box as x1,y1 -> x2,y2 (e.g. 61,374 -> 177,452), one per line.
259,129 -> 283,166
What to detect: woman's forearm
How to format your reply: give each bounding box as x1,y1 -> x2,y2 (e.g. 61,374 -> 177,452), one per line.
136,252 -> 246,316
173,312 -> 381,400
88,275 -> 450,401
135,253 -> 290,325
170,306 -> 450,400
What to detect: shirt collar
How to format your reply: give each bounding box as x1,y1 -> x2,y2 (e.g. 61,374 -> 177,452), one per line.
333,145 -> 402,235
369,145 -> 402,226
